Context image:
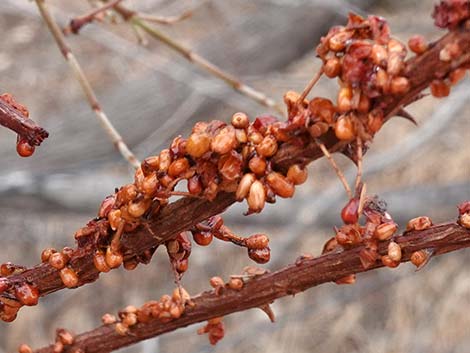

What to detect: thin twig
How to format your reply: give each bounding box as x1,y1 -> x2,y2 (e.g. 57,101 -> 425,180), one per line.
316,140 -> 353,199
31,221 -> 470,353
34,0 -> 140,169
0,99 -> 49,146
112,5 -> 285,116
354,137 -> 363,191
297,67 -> 323,103
136,10 -> 193,25
64,0 -> 124,35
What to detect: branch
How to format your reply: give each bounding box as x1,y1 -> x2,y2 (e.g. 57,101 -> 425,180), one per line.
0,99 -> 49,146
112,4 -> 286,115
34,0 -> 140,169
31,220 -> 470,353
3,22 -> 470,312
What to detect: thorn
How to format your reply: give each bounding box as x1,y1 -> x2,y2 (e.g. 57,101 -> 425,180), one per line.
258,304 -> 275,323
396,108 -> 418,125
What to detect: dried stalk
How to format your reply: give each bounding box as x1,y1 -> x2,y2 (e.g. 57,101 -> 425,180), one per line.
3,24 -> 470,306
34,0 -> 140,169
63,0 -> 124,34
32,221 -> 470,353
0,99 -> 49,146
112,5 -> 285,115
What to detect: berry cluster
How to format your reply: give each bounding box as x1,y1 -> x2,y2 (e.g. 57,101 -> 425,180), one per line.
101,287 -> 190,337
433,0 -> 470,29
197,317 -> 225,345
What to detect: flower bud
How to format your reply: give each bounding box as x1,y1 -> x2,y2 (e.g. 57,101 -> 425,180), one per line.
334,114 -> 355,140
15,283 -> 39,306
430,80 -> 450,97
374,222 -> 397,241
231,112 -> 249,129
256,135 -> 278,158
236,173 -> 255,201
248,156 -> 267,176
245,234 -> 269,249
248,247 -> 270,264
387,241 -> 402,262
287,164 -> 308,185
93,250 -> 110,273
323,57 -> 341,78
59,268 -> 79,288
186,132 -> 211,158
408,34 -> 427,54
168,158 -> 190,178
211,126 -> 237,155
247,180 -> 266,213
105,248 -> 123,269
266,172 -> 295,198
337,86 -> 353,113
406,216 -> 432,231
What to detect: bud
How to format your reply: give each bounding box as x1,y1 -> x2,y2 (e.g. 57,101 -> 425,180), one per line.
309,97 -> 335,124
334,114 -> 356,140
228,278 -> 244,290
59,267 -> 79,288
236,173 -> 255,201
370,44 -> 388,66
141,155 -> 160,176
186,132 -> 211,158
211,126 -> 237,155
390,76 -> 410,95
256,135 -> 278,157
408,34 -> 427,54
248,156 -> 267,176
287,164 -> 308,185
158,149 -> 172,173
341,198 -> 359,224
247,180 -> 266,213
245,234 -> 269,249
93,250 -> 111,273
374,222 -> 397,241
248,247 -> 270,264
337,86 -> 353,113
329,30 -> 353,51
430,80 -> 450,98
128,198 -> 152,218
323,57 -> 341,78
381,255 -> 399,268
387,241 -> 402,262
41,248 -> 57,263
449,68 -> 467,85
105,248 -> 123,269
168,158 -> 190,178
410,249 -> 431,269
387,52 -> 404,76
406,216 -> 432,231
56,328 -> 75,345
188,175 -> 203,195
15,283 -> 39,306
308,122 -> 329,138
231,112 -> 249,129
266,172 -> 295,198
49,252 -> 67,270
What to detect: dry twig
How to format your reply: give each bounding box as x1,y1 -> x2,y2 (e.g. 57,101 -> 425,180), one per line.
34,0 -> 140,169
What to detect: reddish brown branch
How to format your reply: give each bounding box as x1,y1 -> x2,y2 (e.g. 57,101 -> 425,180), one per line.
3,25 -> 470,308
0,99 -> 48,146
32,221 -> 470,353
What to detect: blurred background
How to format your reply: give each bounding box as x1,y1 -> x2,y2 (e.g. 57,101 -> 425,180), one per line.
0,0 -> 469,352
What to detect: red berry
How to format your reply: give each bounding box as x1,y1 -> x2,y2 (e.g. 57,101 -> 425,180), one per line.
341,198 -> 359,224
16,138 -> 35,157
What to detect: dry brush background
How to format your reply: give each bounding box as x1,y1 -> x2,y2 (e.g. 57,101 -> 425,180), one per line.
0,0 -> 469,352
